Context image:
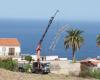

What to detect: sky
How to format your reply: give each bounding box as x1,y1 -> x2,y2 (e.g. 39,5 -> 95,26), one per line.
0,0 -> 100,21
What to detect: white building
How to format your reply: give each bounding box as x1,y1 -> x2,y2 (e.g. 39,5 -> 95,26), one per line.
31,55 -> 59,61
31,55 -> 37,61
59,58 -> 68,61
45,55 -> 59,61
0,38 -> 21,57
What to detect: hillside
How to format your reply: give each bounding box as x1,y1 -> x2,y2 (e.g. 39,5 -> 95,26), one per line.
0,68 -> 96,80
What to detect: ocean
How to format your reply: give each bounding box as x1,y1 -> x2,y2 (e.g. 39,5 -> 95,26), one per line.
0,19 -> 100,60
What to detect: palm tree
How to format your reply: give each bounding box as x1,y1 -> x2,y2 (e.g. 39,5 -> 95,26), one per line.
96,34 -> 100,46
64,29 -> 84,62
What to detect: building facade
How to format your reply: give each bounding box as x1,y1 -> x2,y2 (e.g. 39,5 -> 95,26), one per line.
0,38 -> 21,57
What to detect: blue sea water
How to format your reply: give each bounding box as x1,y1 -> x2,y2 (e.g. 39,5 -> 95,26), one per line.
0,19 -> 100,60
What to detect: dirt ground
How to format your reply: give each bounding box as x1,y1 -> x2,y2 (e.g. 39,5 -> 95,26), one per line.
0,69 -> 97,80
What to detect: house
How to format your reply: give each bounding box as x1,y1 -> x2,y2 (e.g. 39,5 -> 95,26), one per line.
0,38 -> 21,57
80,58 -> 100,72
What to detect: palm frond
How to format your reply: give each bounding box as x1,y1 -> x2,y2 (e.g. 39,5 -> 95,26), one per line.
64,29 -> 84,52
97,34 -> 100,46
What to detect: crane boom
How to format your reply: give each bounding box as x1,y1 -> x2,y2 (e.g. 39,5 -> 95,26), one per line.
36,10 -> 59,63
39,10 -> 59,45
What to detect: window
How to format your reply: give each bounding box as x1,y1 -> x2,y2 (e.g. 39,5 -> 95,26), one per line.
2,47 -> 6,52
9,48 -> 15,55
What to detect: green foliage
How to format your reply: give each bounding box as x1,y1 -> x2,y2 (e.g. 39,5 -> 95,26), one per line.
25,56 -> 32,63
64,29 -> 84,62
0,58 -> 18,71
96,34 -> 100,46
24,64 -> 31,73
80,69 -> 100,79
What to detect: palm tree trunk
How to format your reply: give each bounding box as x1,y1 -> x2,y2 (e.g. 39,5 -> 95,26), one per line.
72,52 -> 76,63
72,47 -> 76,63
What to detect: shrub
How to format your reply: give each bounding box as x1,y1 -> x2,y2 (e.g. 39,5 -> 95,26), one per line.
25,56 -> 32,63
0,58 -> 18,71
89,69 -> 100,79
80,69 -> 100,79
24,64 -> 32,73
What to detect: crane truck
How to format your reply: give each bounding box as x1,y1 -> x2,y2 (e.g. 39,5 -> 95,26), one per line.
31,10 -> 59,74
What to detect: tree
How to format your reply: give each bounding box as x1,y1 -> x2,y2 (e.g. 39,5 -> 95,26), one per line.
96,34 -> 100,46
25,56 -> 32,64
64,29 -> 84,62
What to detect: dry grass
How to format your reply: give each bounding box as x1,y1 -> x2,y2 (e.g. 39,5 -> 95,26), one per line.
0,68 -> 97,80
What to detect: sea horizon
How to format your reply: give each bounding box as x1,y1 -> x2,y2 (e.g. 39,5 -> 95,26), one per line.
0,19 -> 100,60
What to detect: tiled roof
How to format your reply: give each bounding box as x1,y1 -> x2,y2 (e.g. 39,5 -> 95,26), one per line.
0,38 -> 20,46
80,58 -> 100,66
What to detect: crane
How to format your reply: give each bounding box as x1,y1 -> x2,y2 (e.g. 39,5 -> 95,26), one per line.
36,10 -> 59,69
49,24 -> 71,51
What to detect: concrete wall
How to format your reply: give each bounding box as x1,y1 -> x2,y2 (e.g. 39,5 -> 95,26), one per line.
50,61 -> 81,76
0,46 -> 20,56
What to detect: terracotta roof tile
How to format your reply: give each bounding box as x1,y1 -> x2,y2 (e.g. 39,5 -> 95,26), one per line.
0,38 -> 20,46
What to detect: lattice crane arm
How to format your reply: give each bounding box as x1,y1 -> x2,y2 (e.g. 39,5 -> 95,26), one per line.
49,25 -> 71,50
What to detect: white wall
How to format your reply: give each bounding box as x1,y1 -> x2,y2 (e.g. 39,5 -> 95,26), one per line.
0,46 -> 21,56
31,55 -> 59,61
59,58 -> 68,61
46,56 -> 58,61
